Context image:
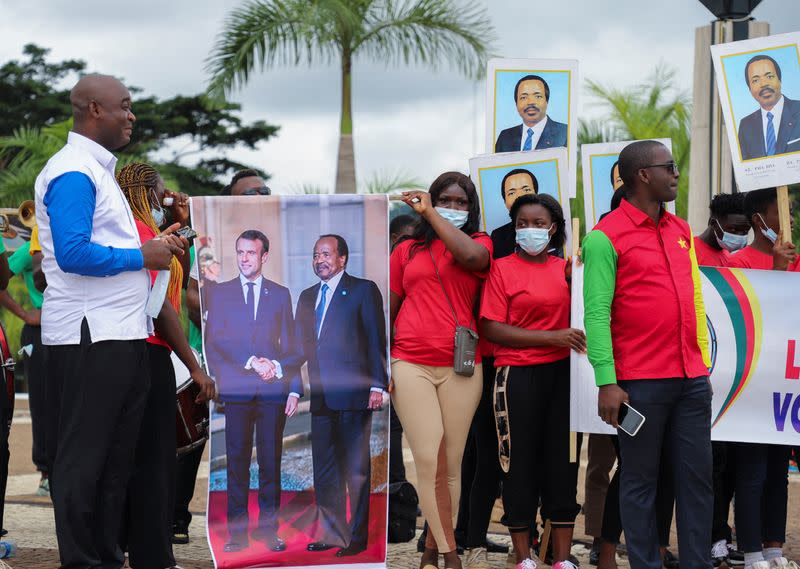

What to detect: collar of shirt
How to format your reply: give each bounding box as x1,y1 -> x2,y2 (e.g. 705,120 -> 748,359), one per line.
318,269 -> 345,299
619,198 -> 671,228
520,116 -> 548,151
761,95 -> 785,140
67,131 -> 117,175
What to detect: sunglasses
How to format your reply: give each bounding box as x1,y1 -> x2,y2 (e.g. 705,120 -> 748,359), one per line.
642,162 -> 679,175
242,185 -> 271,196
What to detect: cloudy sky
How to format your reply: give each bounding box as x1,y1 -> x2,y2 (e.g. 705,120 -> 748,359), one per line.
2,0 -> 799,193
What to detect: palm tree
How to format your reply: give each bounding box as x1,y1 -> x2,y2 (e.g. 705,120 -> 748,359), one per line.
206,0 -> 494,194
585,65 -> 692,217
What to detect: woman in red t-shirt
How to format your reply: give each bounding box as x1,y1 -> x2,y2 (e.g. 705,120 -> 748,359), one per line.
479,194 -> 585,569
390,172 -> 491,569
117,163 -> 215,569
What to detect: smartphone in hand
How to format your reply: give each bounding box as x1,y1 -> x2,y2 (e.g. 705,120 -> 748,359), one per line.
618,402 -> 646,436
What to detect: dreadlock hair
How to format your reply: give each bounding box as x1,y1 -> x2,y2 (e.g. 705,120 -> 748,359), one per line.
117,162 -> 184,314
408,171 -> 482,258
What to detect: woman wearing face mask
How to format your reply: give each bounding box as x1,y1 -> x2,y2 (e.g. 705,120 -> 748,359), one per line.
116,162 -> 215,569
479,193 -> 584,569
391,172 -> 491,569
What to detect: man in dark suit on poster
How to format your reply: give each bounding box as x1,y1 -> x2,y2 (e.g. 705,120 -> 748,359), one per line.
204,229 -> 302,553
495,74 -> 568,152
296,234 -> 388,558
737,54 -> 800,160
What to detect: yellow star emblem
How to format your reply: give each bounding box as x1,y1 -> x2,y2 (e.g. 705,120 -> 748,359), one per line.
678,237 -> 688,249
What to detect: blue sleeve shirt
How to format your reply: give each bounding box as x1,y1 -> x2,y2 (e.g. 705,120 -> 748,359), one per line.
43,172 -> 144,277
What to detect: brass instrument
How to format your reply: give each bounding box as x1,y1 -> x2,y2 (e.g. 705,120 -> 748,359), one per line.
0,200 -> 37,236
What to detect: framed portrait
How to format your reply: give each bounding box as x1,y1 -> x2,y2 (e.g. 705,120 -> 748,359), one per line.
580,138 -> 674,229
469,147 -> 572,255
711,31 -> 800,191
485,57 -> 579,197
191,195 -> 390,569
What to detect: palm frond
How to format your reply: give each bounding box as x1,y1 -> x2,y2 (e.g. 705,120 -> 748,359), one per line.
359,169 -> 424,194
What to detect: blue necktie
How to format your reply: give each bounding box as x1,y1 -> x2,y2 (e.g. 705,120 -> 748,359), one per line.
522,127 -> 534,151
245,282 -> 255,319
315,283 -> 329,337
766,111 -> 776,156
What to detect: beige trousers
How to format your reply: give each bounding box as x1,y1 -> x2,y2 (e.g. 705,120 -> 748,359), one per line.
390,359 -> 483,553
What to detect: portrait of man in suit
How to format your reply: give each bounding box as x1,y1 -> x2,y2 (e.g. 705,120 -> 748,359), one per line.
495,74 -> 569,153
737,54 -> 800,160
490,168 -> 539,259
204,229 -> 302,554
295,234 -> 388,558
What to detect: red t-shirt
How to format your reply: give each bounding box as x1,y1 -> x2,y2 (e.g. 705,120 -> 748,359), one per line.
135,220 -> 170,349
728,245 -> 800,271
693,237 -> 731,267
480,254 -> 570,367
391,235 -> 492,366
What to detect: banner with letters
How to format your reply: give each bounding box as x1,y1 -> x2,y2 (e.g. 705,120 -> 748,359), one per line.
571,261 -> 800,445
192,195 -> 390,569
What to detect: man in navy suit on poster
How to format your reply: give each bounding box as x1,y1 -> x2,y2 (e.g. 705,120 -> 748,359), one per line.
204,229 -> 302,554
495,74 -> 568,152
296,234 -> 388,558
737,54 -> 800,160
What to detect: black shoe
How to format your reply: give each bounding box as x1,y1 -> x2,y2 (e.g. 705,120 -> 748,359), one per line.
266,536 -> 286,552
590,539 -> 602,566
663,549 -> 679,569
224,539 -> 246,552
727,547 -> 745,566
307,541 -> 336,552
416,530 -> 427,553
172,524 -> 190,545
486,537 -> 509,554
336,543 -> 367,557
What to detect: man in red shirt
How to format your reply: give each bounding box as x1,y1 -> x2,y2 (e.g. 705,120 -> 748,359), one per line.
694,194 -> 750,267
582,140 -> 712,569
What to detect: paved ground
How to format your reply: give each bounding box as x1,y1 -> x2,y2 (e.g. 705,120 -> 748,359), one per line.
3,400 -> 799,568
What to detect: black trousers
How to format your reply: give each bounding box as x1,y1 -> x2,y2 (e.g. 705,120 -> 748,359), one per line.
500,359 -> 580,528
456,358 -> 502,547
711,441 -> 735,544
617,377 -> 713,569
21,324 -> 47,473
601,435 -> 674,546
312,407 -> 372,548
124,343 -> 177,569
45,319 -> 149,569
0,367 -> 10,531
389,403 -> 406,484
225,400 -> 286,539
174,439 -> 206,530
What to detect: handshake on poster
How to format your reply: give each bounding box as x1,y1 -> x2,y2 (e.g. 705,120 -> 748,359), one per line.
251,357 -> 280,383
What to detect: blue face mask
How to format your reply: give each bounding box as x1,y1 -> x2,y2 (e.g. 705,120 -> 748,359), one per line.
714,220 -> 748,252
516,226 -> 552,255
756,214 -> 778,243
435,206 -> 468,229
152,205 -> 166,228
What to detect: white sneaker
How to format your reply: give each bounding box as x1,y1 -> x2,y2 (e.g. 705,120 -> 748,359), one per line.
516,559 -> 537,569
465,547 -> 492,569
712,540 -> 729,564
746,561 -> 771,569
552,561 -> 579,569
769,558 -> 800,569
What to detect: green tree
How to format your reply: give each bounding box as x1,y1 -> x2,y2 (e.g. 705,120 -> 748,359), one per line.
585,65 -> 692,218
206,0 -> 494,194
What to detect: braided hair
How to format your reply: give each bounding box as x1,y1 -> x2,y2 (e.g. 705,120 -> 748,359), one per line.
116,162 -> 184,314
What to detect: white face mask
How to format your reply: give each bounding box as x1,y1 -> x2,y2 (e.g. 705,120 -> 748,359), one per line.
515,225 -> 553,255
435,207 -> 468,229
713,220 -> 748,252
756,213 -> 778,243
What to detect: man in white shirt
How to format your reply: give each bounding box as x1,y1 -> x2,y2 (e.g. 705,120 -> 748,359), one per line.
203,229 -> 301,553
737,54 -> 800,160
34,74 -> 183,569
295,234 -> 387,558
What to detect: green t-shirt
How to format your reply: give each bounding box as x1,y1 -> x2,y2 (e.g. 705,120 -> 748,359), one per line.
8,242 -> 43,309
188,247 -> 202,353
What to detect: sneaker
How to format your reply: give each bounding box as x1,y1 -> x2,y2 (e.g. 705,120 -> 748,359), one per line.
553,561 -> 579,569
728,546 -> 745,566
517,560 -> 537,569
465,547 -> 492,569
712,541 -> 728,567
171,524 -> 189,545
746,561 -> 771,569
768,558 -> 800,569
36,477 -> 50,497
590,539 -> 602,566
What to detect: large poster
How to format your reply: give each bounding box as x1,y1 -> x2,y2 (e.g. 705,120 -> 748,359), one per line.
485,57 -> 579,197
579,139 -> 674,229
571,262 -> 800,445
469,147 -> 572,255
711,31 -> 800,191
192,195 -> 390,569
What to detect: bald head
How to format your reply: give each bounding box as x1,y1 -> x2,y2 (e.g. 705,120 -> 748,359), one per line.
618,140 -> 678,203
70,74 -> 136,151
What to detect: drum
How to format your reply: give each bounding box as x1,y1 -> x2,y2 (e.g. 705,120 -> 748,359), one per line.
0,322 -> 15,428
172,349 -> 209,455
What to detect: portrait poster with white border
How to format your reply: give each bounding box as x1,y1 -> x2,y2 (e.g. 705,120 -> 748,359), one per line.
711,31 -> 800,191
485,58 -> 579,198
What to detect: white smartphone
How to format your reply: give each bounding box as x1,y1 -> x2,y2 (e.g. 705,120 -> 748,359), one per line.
618,402 -> 646,437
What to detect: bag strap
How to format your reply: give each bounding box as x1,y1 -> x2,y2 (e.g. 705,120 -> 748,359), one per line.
429,248 -> 462,328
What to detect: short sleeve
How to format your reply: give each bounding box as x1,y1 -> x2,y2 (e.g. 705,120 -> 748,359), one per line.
479,262 -> 509,324
8,242 -> 32,276
390,241 -> 409,297
471,233 -> 494,279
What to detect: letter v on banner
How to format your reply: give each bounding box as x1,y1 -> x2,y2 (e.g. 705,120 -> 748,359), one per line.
786,340 -> 800,380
